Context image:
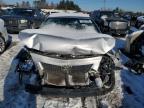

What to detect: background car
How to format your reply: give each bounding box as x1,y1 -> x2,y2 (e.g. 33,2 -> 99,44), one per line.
0,18 -> 9,54
0,8 -> 45,33
121,30 -> 144,74
90,10 -> 114,29
90,10 -> 130,36
123,14 -> 131,21
135,16 -> 144,29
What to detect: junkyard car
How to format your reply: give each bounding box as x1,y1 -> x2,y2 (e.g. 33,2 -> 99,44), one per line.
16,13 -> 117,97
0,18 -> 9,54
0,8 -> 45,33
121,30 -> 144,74
90,10 -> 130,36
123,14 -> 131,21
135,16 -> 144,29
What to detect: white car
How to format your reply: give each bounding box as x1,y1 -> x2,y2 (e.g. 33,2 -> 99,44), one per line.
0,18 -> 9,54
16,13 -> 117,97
121,30 -> 144,74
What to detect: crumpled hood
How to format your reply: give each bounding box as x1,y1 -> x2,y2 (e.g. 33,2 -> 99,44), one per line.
19,29 -> 115,55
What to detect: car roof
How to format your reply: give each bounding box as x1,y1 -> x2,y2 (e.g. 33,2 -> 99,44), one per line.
48,12 -> 90,18
137,16 -> 144,22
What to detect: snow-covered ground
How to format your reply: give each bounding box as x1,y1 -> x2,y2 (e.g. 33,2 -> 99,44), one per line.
0,34 -> 144,108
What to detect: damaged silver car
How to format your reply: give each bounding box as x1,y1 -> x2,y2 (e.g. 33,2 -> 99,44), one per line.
16,13 -> 117,97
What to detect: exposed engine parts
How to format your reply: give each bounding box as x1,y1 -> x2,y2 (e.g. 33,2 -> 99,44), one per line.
16,49 -> 115,97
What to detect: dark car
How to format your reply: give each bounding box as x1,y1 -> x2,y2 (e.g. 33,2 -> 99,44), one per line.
123,14 -> 131,21
123,14 -> 137,26
90,10 -> 130,36
0,8 -> 45,33
135,16 -> 144,29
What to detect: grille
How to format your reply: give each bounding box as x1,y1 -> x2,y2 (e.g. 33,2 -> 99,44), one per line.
5,19 -> 18,25
42,63 -> 92,74
41,63 -> 92,86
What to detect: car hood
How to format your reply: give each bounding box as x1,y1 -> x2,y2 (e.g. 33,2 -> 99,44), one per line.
103,17 -> 128,22
19,29 -> 115,55
0,15 -> 33,20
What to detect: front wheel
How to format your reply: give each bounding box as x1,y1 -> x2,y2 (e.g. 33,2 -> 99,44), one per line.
0,36 -> 6,54
98,55 -> 115,92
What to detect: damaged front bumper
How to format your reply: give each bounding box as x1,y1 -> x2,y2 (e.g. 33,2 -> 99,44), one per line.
25,83 -> 113,97
16,48 -> 116,97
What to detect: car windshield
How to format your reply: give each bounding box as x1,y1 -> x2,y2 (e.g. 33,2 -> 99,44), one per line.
41,17 -> 100,32
11,9 -> 35,16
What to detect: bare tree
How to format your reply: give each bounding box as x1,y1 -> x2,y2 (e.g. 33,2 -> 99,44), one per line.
0,0 -> 5,7
16,2 -> 20,8
19,1 -> 31,8
21,1 -> 26,8
26,1 -> 31,8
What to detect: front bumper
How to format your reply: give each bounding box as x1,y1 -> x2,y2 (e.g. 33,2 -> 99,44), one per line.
110,29 -> 128,35
25,83 -> 113,97
30,50 -> 102,85
17,49 -> 116,97
7,25 -> 30,32
24,52 -> 115,97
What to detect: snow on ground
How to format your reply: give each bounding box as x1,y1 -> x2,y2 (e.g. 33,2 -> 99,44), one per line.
0,34 -> 144,108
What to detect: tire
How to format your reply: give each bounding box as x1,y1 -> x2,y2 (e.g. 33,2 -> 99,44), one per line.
0,36 -> 6,54
98,55 -> 115,93
16,49 -> 40,86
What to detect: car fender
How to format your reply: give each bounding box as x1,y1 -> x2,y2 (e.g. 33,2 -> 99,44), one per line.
0,19 -> 8,42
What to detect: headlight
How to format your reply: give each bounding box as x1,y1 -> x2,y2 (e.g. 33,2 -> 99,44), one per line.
20,19 -> 28,24
109,21 -> 128,30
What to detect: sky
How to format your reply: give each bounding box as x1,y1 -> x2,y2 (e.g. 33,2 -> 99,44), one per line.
3,0 -> 144,12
